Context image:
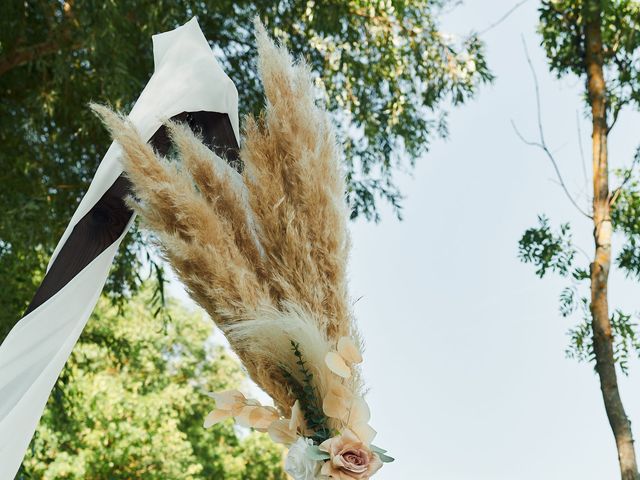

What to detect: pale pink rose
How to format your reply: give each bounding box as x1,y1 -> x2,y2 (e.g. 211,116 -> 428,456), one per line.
319,430 -> 383,479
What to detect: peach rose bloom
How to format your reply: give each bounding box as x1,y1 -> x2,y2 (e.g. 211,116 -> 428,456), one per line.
319,429 -> 383,479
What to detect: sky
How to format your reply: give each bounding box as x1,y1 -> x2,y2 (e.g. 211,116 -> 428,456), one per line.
170,1 -> 640,478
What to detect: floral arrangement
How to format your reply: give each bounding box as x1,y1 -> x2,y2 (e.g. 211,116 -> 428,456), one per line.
203,336 -> 393,479
93,19 -> 392,479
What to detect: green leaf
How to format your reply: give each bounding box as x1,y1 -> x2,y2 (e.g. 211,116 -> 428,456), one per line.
371,444 -> 394,462
518,215 -> 576,278
370,444 -> 387,454
378,452 -> 395,463
306,445 -> 331,461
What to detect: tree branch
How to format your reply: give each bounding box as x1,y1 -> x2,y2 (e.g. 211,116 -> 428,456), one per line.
478,0 -> 530,36
576,111 -> 590,201
0,39 -> 66,77
512,37 -> 591,218
608,55 -> 632,134
0,2 -> 80,79
607,101 -> 624,133
610,148 -> 640,207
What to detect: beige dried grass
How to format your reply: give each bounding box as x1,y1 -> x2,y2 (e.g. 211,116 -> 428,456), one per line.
92,20 -> 360,417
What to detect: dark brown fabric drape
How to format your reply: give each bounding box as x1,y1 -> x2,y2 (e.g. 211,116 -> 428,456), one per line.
24,111 -> 239,315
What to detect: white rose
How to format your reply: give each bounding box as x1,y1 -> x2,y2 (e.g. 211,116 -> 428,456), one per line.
285,437 -> 322,480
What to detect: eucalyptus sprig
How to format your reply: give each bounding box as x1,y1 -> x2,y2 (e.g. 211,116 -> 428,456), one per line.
285,340 -> 332,444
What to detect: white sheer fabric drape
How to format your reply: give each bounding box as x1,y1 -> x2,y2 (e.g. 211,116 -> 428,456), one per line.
0,18 -> 239,478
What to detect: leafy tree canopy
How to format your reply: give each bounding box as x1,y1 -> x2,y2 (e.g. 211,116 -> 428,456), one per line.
0,0 -> 491,339
18,286 -> 286,480
538,0 -> 640,117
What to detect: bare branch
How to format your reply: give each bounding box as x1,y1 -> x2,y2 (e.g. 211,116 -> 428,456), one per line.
607,102 -> 623,133
0,5 -> 79,78
576,111 -> 590,199
523,38 -> 547,148
512,37 -> 591,219
610,148 -> 640,207
478,0 -> 530,36
608,55 -> 632,134
0,40 -> 63,76
510,120 -> 541,148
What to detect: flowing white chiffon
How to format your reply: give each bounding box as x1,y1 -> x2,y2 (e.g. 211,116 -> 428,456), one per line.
0,18 -> 239,478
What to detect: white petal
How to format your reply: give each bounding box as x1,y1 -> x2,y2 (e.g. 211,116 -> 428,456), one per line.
338,337 -> 363,364
268,418 -> 298,445
203,409 -> 231,428
236,406 -> 279,430
340,428 -> 362,445
211,389 -> 246,411
349,396 -> 371,424
322,384 -> 352,420
289,399 -> 303,432
325,351 -> 351,378
251,406 -> 280,430
235,405 -> 257,428
351,421 -> 377,445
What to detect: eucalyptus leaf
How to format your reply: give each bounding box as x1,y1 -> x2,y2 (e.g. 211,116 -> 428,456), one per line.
377,452 -> 395,463
370,444 -> 388,454
371,444 -> 394,462
306,445 -> 330,461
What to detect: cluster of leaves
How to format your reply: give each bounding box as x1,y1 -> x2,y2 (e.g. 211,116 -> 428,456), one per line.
0,0 -> 492,340
538,0 -> 640,120
284,341 -> 332,444
518,215 -> 576,278
518,171 -> 640,373
611,150 -> 640,280
567,308 -> 640,375
517,216 -> 589,361
17,287 -> 286,480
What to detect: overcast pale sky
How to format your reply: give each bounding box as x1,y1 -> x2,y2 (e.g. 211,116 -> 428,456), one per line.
172,1 -> 640,478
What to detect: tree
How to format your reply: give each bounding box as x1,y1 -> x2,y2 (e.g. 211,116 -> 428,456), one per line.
0,0 -> 492,340
517,1 -> 640,478
17,286 -> 286,479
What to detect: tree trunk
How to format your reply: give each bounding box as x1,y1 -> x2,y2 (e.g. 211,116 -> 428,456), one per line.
584,2 -> 639,479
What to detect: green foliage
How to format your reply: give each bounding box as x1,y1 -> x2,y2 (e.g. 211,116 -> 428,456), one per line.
17,287 -> 285,480
285,341 -> 331,444
538,0 -> 640,117
566,298 -> 594,363
567,307 -> 640,375
0,0 -> 491,340
559,285 -> 578,318
520,168 -> 640,373
611,310 -> 640,374
518,215 -> 576,278
611,149 -> 640,280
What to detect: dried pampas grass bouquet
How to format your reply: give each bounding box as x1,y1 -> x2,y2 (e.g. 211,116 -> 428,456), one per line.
93,20 -> 393,480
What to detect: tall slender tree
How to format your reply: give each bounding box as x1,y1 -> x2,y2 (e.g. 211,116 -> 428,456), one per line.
518,1 -> 640,478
